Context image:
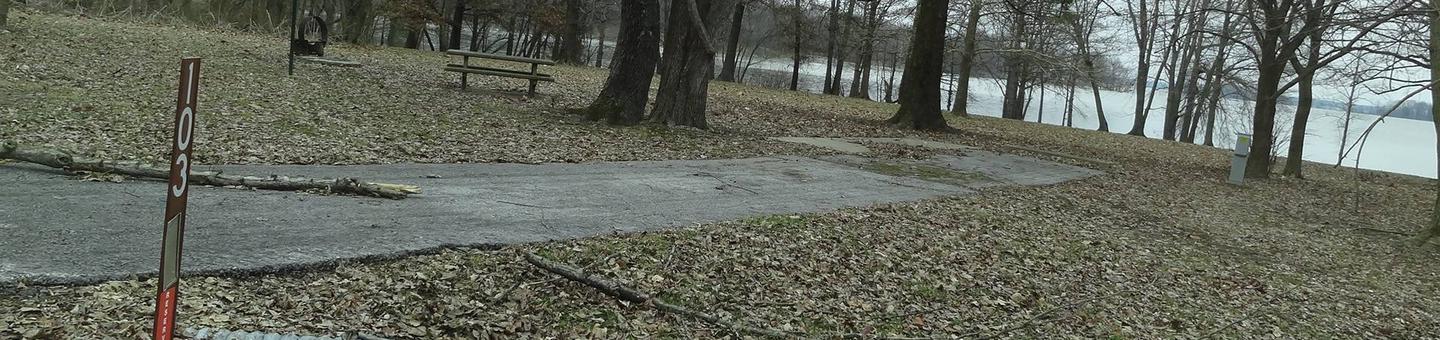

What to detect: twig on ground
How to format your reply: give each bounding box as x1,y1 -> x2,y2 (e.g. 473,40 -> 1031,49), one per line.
1353,227 -> 1414,237
524,252 -> 789,338
496,200 -> 551,208
695,172 -> 760,194
1,140 -> 420,199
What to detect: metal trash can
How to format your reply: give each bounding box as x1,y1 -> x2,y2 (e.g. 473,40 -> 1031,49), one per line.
1228,133 -> 1253,185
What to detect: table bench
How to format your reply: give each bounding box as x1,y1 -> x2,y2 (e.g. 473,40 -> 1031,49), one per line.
443,49 -> 556,96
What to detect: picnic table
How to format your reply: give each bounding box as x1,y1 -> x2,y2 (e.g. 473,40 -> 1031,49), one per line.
443,49 -> 556,96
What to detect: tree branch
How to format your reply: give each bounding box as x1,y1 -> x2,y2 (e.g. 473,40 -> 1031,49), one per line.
0,141 -> 420,199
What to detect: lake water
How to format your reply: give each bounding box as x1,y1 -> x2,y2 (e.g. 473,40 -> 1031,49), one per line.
741,57 -> 1438,179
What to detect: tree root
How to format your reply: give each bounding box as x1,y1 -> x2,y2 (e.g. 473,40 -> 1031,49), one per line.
1,140 -> 420,199
523,252 -> 789,338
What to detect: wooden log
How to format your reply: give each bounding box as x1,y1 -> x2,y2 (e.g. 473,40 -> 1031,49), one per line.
1,140 -> 420,199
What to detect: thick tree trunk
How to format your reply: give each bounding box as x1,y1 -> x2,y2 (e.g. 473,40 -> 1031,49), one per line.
1247,53 -> 1284,179
887,0 -> 950,130
950,0 -> 983,116
1245,1 -> 1293,180
585,0 -> 663,125
651,0 -> 737,129
1,0 -> 9,29
556,0 -> 586,64
718,2 -> 745,81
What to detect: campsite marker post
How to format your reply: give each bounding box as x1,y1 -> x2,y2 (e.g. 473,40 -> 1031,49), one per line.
152,58 -> 200,340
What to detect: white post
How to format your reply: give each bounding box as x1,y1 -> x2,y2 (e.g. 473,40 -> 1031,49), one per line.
1229,133 -> 1253,185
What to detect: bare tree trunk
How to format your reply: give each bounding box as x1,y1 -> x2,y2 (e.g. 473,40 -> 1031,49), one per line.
849,0 -> 878,99
950,0 -> 983,116
1037,78 -> 1047,124
1200,10 -> 1235,147
1202,78 -> 1222,147
1136,36 -> 1176,136
505,18 -> 518,55
1164,32 -> 1202,141
470,15 -> 484,51
448,0 -> 465,51
1126,0 -> 1159,136
823,0 -> 840,93
790,1 -> 804,91
1062,1 -> 1108,131
405,28 -> 420,49
1,0 -> 9,29
829,0 -> 856,94
1424,0 -> 1440,243
651,0 -> 738,129
585,0 -> 663,125
1065,79 -> 1076,127
556,0 -> 587,64
887,0 -> 950,130
1001,10 -> 1028,120
596,24 -> 608,67
718,2 -> 745,81
1282,14 -> 1326,178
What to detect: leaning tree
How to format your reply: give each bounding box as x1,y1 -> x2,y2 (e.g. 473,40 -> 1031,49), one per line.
582,0 -> 664,125
651,0 -> 739,129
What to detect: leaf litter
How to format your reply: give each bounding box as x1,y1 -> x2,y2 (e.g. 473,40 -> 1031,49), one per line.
2,10 -> 1439,339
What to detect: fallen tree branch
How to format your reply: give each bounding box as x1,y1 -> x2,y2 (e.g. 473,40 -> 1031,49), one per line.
523,252 -> 789,338
1,141 -> 420,199
1353,227 -> 1414,237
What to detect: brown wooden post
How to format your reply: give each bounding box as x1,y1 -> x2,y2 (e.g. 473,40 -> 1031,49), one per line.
528,63 -> 539,96
461,55 -> 470,90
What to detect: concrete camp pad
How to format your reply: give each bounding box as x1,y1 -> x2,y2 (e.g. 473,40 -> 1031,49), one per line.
0,154 -> 1100,284
770,137 -> 976,154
